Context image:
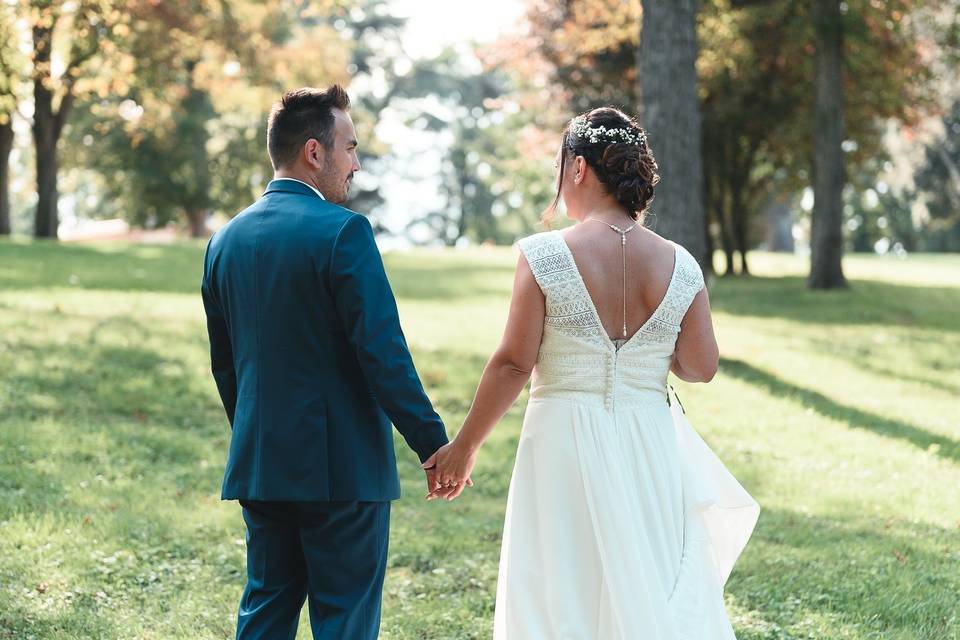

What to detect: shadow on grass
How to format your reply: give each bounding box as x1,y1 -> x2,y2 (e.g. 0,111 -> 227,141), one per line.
732,505 -> 958,638
802,335 -> 960,397
0,597 -> 119,640
386,261 -> 515,302
5,338 -> 216,427
1,329 -> 224,520
0,239 -> 517,302
720,357 -> 960,464
0,239 -> 206,294
0,437 -> 68,521
710,275 -> 960,333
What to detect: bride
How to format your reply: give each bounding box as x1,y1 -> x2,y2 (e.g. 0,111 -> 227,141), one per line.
423,107 -> 759,639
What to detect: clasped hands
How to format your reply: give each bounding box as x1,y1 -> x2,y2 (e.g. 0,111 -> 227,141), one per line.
420,439 -> 478,501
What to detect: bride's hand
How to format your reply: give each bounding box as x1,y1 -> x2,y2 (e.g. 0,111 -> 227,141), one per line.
421,439 -> 478,501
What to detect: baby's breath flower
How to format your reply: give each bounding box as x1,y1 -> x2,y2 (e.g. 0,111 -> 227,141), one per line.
569,115 -> 647,148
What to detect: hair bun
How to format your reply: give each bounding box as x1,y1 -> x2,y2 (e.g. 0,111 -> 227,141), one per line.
542,106 -> 661,226
565,107 -> 660,221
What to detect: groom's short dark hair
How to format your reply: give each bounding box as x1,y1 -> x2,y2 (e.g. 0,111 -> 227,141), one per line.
267,85 -> 351,169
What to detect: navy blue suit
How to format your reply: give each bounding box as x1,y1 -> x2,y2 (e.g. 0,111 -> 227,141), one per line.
201,179 -> 448,639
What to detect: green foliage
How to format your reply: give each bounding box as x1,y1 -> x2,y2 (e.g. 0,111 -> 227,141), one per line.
60,0 -> 354,232
525,0 -> 641,111
914,98 -> 960,251
843,157 -> 918,254
0,239 -> 958,638
389,50 -> 548,245
66,77 -> 218,230
0,2 -> 20,121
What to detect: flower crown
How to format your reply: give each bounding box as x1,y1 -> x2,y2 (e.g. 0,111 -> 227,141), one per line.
568,115 -> 647,148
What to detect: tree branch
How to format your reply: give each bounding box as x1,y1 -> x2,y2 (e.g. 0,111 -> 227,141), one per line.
61,48 -> 97,84
53,87 -> 75,139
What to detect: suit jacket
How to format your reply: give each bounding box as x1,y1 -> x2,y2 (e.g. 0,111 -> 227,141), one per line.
201,179 -> 448,501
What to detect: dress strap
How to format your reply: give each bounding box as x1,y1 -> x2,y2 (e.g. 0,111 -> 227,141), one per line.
516,232 -> 603,338
516,232 -> 574,293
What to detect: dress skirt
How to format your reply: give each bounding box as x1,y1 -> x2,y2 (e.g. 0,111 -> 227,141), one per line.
493,394 -> 759,640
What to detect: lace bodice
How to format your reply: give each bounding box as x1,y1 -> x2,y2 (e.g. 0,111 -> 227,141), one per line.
517,230 -> 705,411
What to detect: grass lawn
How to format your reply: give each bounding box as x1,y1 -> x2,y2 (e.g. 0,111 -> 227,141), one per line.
0,238 -> 958,639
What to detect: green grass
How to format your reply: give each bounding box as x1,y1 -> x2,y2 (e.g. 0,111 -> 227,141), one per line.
0,237 -> 958,640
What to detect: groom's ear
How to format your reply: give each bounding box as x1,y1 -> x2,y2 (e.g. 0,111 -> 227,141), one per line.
303,138 -> 327,169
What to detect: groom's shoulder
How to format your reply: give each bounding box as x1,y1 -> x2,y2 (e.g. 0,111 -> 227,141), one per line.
262,191 -> 361,228
218,195 -> 360,236
316,200 -> 361,225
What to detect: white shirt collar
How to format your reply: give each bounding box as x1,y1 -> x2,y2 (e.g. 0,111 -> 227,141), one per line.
274,177 -> 326,200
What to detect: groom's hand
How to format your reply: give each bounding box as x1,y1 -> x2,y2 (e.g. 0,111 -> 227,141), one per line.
422,464 -> 444,497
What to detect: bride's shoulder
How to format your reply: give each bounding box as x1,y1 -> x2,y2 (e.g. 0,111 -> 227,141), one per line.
637,228 -> 704,284
639,227 -> 694,260
665,240 -> 705,289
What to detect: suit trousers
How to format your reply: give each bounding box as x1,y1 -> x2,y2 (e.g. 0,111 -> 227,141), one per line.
236,500 -> 391,640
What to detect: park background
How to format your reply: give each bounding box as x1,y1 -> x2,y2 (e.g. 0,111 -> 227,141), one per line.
1,1 -> 958,638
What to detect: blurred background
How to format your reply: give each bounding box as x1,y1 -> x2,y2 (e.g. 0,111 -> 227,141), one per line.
1,2 -> 959,639
1,0 -> 958,268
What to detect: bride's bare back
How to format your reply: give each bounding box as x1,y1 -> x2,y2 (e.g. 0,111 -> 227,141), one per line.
562,223 -> 676,340
561,222 -> 718,381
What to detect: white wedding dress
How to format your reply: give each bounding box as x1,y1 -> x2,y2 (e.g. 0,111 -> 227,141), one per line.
494,230 -> 759,639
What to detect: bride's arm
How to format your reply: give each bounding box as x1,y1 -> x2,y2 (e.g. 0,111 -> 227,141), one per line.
457,254 -> 544,448
671,288 -> 719,383
423,254 -> 544,496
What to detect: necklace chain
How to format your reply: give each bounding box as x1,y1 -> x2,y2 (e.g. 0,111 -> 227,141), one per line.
583,217 -> 637,338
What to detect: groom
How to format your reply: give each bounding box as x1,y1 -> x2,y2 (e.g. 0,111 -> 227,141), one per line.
201,85 -> 458,639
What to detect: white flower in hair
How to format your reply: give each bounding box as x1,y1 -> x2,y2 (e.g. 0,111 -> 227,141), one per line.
569,115 -> 647,147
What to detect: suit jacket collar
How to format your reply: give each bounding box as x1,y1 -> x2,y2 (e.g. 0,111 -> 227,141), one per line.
263,178 -> 326,200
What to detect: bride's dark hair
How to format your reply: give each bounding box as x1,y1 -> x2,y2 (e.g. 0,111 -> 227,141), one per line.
542,107 -> 660,226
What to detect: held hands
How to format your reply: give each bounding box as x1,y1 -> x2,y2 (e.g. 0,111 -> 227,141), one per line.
420,439 -> 478,502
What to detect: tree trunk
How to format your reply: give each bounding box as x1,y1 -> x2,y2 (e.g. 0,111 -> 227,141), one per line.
0,119 -> 12,235
707,160 -> 736,276
720,208 -> 736,276
31,18 -> 73,240
808,0 -> 847,288
764,193 -> 795,252
34,119 -> 58,238
455,180 -> 468,246
702,206 -> 714,276
185,209 -> 208,238
638,0 -> 707,266
731,178 -> 750,275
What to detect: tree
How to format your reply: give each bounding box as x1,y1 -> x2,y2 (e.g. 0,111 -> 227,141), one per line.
72,67 -> 218,236
385,52 -> 508,245
638,0 -> 708,264
0,121 -> 11,237
26,0 -> 128,238
525,0 -> 641,112
0,3 -> 19,236
699,1 -> 809,275
521,0 -> 943,274
64,0 -> 351,235
808,0 -> 848,288
319,0 -> 412,218
914,98 -> 960,251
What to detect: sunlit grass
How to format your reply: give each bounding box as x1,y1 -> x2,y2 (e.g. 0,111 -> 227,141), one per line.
1,238 -> 958,639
